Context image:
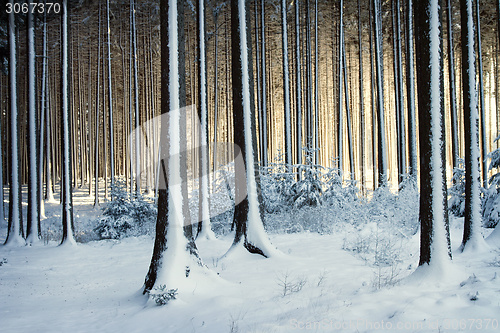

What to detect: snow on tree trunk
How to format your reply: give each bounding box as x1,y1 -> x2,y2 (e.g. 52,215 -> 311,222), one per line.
282,0 -> 292,167
228,0 -> 278,258
27,7 -> 40,245
60,0 -> 76,246
372,0 -> 388,187
144,0 -> 203,295
196,0 -> 215,240
414,0 -> 452,270
338,0 -> 344,176
5,6 -> 24,246
460,0 -> 489,253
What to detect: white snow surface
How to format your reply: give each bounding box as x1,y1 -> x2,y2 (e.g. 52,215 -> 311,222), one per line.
1,195 -> 499,333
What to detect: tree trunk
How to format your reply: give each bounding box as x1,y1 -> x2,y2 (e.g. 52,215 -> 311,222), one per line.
474,0 -> 487,188
61,0 -> 76,245
338,0 -> 344,176
260,0 -> 268,167
406,1 -> 418,178
144,0 -> 201,294
373,0 -> 388,187
228,0 -> 276,258
460,0 -> 488,252
446,0 -> 459,170
5,6 -> 24,245
282,0 -> 292,167
106,0 -> 115,190
358,0 -> 365,192
295,0 -> 302,168
196,0 -> 215,240
414,0 -> 451,266
27,6 -> 40,244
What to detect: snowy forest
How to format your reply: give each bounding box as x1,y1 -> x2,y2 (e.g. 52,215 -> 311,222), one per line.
1,0 -> 500,332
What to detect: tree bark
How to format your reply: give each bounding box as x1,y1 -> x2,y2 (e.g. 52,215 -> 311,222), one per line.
414,0 -> 451,265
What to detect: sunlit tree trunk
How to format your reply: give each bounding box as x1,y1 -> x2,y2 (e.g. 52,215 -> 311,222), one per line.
282,0 -> 292,167
373,0 -> 388,187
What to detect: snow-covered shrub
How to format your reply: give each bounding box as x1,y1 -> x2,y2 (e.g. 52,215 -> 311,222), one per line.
260,154 -> 296,213
291,149 -> 323,209
93,179 -> 157,239
482,144 -> 500,228
149,285 -> 178,306
448,159 -> 466,217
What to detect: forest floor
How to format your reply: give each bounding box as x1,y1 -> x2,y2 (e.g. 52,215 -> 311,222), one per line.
0,185 -> 499,333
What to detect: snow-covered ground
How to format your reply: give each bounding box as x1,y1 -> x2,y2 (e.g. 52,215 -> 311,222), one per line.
0,185 -> 499,333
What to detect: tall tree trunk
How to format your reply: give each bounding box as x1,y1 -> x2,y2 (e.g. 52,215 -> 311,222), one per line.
95,1 -> 102,207
144,0 -> 201,294
5,6 -> 24,245
343,44 -> 354,179
406,0 -> 417,177
414,0 -> 451,266
295,0 -> 302,168
132,0 -> 141,195
106,0 -> 115,190
229,0 -> 276,258
460,0 -> 488,252
394,0 -> 406,183
474,0 -> 487,188
282,0 -> 292,167
372,0 -> 388,187
369,0 -> 378,188
358,0 -> 366,191
196,0 -> 215,240
260,0 -> 268,167
338,0 -> 344,176
314,0 -> 319,165
446,0 -> 459,170
27,6 -> 40,244
61,0 -> 76,245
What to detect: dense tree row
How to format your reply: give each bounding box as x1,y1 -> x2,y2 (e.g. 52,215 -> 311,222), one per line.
0,0 -> 499,292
